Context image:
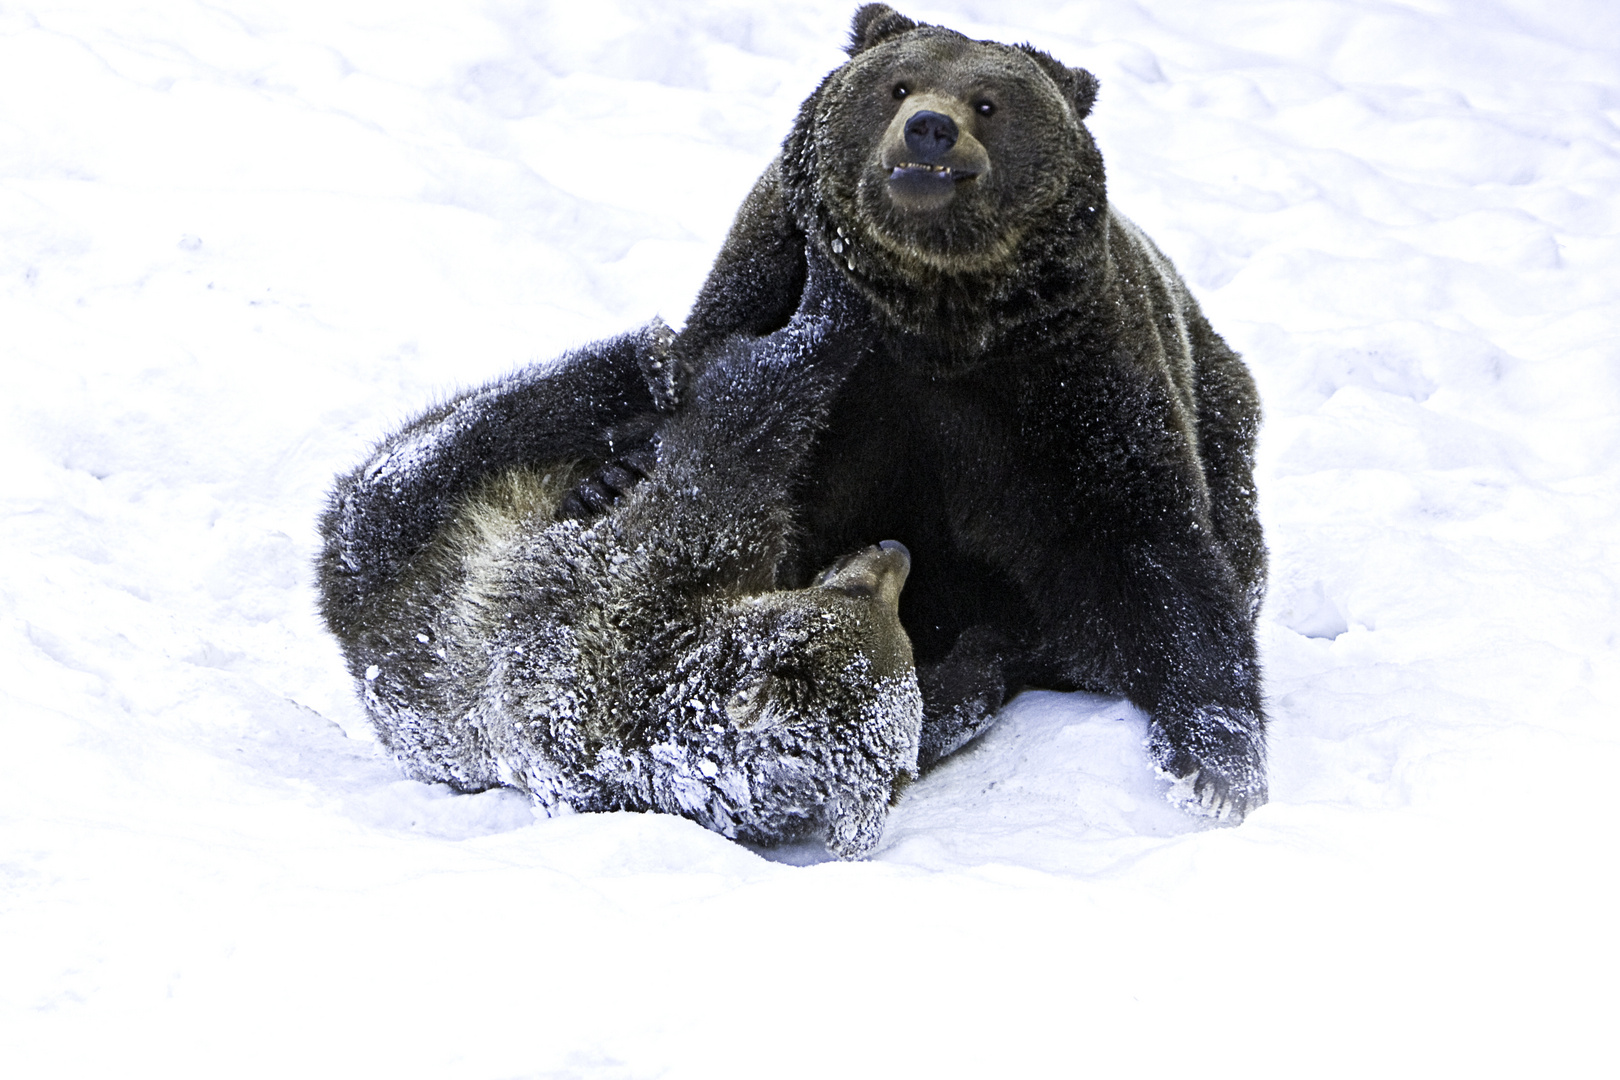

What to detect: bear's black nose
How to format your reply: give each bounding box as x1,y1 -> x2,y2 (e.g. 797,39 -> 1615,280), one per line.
904,110 -> 958,162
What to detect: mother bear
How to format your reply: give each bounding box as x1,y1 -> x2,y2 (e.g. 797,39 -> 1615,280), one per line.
346,4 -> 1269,821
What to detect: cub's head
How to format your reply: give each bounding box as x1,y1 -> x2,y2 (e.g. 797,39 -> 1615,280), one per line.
787,4 -> 1106,286
657,541 -> 922,860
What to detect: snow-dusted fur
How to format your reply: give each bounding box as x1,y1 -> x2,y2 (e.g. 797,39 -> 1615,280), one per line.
317,263 -> 922,859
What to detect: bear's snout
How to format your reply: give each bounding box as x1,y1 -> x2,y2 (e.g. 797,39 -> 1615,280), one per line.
815,542 -> 911,609
904,110 -> 958,162
876,93 -> 991,214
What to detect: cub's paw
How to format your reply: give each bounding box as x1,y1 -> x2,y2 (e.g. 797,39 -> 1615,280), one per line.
1149,706 -> 1268,824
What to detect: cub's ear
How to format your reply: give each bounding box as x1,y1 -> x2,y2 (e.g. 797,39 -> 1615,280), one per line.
847,4 -> 920,56
1018,44 -> 1100,119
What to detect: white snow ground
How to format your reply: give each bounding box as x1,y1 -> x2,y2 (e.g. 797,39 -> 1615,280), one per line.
2,1 -> 1617,1075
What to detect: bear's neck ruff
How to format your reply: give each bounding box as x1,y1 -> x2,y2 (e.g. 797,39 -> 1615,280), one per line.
804,193 -> 1103,368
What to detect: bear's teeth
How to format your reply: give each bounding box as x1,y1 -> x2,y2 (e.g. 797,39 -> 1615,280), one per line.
890,164 -> 954,179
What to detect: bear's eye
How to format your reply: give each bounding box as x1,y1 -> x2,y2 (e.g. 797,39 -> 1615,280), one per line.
892,83 -> 909,100
974,99 -> 996,117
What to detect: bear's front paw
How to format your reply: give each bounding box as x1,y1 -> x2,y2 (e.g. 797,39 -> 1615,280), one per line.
1149,706 -> 1267,824
1162,766 -> 1266,823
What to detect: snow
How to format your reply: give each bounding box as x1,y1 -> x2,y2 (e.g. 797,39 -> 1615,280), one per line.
2,0 -> 1616,1075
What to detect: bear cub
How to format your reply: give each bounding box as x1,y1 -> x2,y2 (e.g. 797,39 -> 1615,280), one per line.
317,267 -> 922,859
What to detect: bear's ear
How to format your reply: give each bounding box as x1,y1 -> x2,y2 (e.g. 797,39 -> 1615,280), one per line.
847,4 -> 919,56
1018,44 -> 1100,119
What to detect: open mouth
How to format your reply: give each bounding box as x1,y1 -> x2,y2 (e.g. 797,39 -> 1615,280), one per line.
888,163 -> 979,183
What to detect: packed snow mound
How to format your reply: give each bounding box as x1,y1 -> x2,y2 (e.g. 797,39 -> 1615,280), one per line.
2,1 -> 1616,1076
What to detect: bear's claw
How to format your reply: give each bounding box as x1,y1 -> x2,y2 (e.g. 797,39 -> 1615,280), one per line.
1150,708 -> 1268,824
557,443 -> 659,521
1164,769 -> 1235,822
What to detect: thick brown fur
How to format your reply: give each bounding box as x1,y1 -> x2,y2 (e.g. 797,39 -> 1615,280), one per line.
671,6 -> 1268,818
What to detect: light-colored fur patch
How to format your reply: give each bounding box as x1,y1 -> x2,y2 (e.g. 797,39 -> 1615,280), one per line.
441,465 -> 586,639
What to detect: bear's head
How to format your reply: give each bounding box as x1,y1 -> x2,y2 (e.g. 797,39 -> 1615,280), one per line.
783,5 -> 1108,353
648,541 -> 922,859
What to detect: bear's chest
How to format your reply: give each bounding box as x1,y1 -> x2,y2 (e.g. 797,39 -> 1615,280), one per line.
797,344 -> 1089,561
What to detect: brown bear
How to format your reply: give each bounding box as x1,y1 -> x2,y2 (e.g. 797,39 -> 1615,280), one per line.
627,5 -> 1268,819
318,270 -> 925,859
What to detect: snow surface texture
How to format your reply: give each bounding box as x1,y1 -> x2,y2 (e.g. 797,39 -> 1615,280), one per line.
2,1 -> 1616,1076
